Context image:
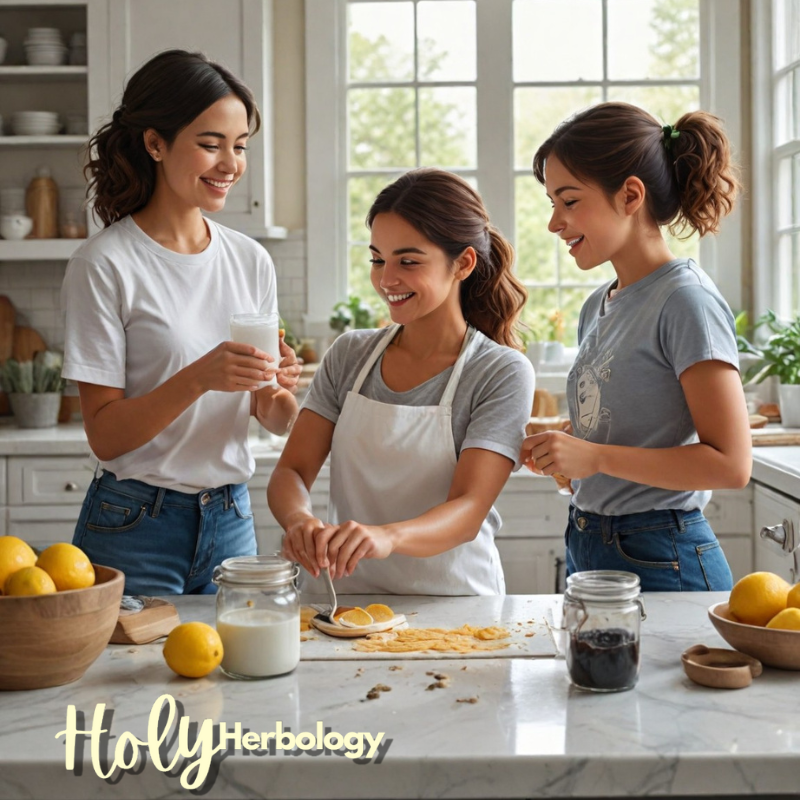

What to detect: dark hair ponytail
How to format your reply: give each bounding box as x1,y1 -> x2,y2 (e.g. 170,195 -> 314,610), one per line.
532,102 -> 740,238
366,168 -> 528,350
84,49 -> 261,227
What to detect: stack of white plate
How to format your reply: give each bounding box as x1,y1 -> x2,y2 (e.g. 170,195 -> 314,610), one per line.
11,111 -> 61,136
25,28 -> 68,66
68,31 -> 87,66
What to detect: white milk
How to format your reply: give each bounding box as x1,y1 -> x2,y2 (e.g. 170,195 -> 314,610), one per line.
217,607 -> 300,678
230,314 -> 280,387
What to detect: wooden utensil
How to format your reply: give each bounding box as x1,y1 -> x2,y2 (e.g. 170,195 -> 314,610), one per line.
111,598 -> 181,644
681,643 -> 762,689
12,326 -> 47,362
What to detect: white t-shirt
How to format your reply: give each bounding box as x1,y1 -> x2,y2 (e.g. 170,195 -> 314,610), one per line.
61,215 -> 278,492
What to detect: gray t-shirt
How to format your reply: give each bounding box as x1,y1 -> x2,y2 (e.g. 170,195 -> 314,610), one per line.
568,258 -> 739,515
303,326 -> 535,468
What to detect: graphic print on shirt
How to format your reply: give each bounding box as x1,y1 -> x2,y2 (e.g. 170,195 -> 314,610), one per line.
568,348 -> 613,443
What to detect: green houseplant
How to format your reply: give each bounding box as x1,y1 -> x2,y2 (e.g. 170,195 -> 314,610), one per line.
739,310 -> 800,426
0,351 -> 65,428
329,294 -> 385,335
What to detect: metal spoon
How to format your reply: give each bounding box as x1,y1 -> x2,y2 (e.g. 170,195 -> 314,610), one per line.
312,567 -> 339,625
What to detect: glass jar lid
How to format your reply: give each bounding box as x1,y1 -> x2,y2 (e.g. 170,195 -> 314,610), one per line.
565,570 -> 641,602
213,553 -> 299,586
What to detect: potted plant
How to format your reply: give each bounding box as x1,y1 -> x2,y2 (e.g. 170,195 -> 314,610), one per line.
522,308 -> 565,368
329,294 -> 385,335
739,310 -> 800,427
0,351 -> 65,428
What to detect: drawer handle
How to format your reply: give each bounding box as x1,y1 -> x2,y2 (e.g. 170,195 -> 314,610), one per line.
65,481 -> 79,491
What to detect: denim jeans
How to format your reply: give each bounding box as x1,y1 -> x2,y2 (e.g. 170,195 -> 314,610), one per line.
565,506 -> 733,592
73,470 -> 257,596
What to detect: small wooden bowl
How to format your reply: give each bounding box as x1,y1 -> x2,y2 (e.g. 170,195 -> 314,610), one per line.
681,644 -> 762,689
708,602 -> 800,670
0,564 -> 124,690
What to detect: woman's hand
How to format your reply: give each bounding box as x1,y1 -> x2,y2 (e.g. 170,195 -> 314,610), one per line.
192,341 -> 273,392
520,430 -> 600,480
281,516 -> 334,577
324,521 -> 395,579
275,333 -> 303,393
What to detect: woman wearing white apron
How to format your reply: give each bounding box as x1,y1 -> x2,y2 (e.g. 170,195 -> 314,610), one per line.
269,169 -> 535,595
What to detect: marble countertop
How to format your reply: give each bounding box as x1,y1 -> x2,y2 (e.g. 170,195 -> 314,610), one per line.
1,592 -> 799,800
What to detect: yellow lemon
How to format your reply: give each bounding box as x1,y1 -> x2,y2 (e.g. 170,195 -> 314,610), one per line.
337,607 -> 374,627
4,565 -> 57,596
765,607 -> 800,631
787,583 -> 800,610
0,536 -> 37,594
163,622 -> 224,678
36,543 -> 95,591
729,571 -> 791,626
365,603 -> 395,623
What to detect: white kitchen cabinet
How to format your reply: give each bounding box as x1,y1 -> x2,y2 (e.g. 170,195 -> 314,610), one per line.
96,0 -> 284,238
706,486 -> 754,581
752,483 -> 800,584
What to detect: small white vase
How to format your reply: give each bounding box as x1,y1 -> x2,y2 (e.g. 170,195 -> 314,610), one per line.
778,384 -> 800,428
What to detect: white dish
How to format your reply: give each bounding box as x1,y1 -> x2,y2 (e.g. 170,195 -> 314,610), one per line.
310,613 -> 408,638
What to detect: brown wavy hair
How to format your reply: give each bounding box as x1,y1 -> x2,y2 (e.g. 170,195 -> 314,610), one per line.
367,168 -> 528,350
532,102 -> 740,238
84,49 -> 261,227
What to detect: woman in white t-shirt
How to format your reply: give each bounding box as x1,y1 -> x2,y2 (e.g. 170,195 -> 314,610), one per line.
61,50 -> 301,595
268,169 -> 535,595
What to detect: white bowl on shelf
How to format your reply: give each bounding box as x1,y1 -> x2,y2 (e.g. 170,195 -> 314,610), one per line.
0,215 -> 34,241
24,45 -> 68,66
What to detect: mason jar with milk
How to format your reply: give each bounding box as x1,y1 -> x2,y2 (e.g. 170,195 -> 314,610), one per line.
213,554 -> 300,680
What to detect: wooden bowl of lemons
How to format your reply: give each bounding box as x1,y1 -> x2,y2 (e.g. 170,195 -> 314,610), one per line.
708,602 -> 800,670
0,538 -> 124,690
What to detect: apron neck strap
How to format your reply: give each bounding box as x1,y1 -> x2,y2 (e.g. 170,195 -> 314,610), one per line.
350,323 -> 478,406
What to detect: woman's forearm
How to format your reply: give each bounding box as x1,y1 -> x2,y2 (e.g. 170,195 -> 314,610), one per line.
267,463 -> 318,529
253,387 -> 299,436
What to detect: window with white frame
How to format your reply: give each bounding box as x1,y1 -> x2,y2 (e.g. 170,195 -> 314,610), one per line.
763,0 -> 800,317
305,0 -> 743,345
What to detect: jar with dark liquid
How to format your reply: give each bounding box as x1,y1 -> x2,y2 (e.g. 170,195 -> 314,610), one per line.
563,570 -> 646,693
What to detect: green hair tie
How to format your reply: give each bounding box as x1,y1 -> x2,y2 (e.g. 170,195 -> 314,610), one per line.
662,124 -> 680,150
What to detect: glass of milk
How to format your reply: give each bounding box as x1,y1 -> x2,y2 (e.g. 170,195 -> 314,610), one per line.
213,554 -> 300,680
230,311 -> 281,387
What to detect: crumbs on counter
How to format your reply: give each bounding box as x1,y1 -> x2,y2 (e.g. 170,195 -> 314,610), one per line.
456,697 -> 479,704
355,667 -> 364,678
365,683 -> 392,700
388,665 -> 403,671
426,671 -> 451,690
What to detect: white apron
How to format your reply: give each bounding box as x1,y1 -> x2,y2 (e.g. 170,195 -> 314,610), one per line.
303,324 -> 505,596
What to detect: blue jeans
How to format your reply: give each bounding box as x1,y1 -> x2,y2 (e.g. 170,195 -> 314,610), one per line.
73,470 -> 257,596
565,506 -> 733,592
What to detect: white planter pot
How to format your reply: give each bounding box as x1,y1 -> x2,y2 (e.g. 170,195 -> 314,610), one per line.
8,393 -> 61,428
778,384 -> 800,428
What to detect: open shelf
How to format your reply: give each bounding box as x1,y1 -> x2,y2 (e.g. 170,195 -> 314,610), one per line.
0,239 -> 84,260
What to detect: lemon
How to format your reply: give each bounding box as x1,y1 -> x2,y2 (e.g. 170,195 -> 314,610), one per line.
163,622 -> 224,678
728,571 -> 791,626
36,543 -> 95,591
787,583 -> 800,610
4,565 -> 56,596
0,536 -> 37,594
365,603 -> 394,623
765,607 -> 800,631
337,607 -> 374,627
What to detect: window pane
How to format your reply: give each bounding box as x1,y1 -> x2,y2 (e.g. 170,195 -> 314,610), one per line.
557,287 -> 594,347
348,244 -> 379,307
520,287 -> 559,342
513,0 -> 602,82
776,0 -> 800,69
606,85 -> 700,126
776,68 -> 800,145
348,174 -> 401,242
419,87 -> 476,168
348,1 -> 414,82
776,233 -> 800,319
514,86 -> 602,170
348,88 -> 416,169
417,1 -> 476,81
608,0 -> 699,81
515,175 -> 557,283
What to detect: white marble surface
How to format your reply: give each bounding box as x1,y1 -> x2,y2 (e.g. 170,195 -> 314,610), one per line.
750,444 -> 800,498
1,592 -> 799,799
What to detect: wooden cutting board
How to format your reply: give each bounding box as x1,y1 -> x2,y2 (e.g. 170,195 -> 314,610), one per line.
11,326 -> 47,362
0,297 -> 16,415
751,427 -> 800,446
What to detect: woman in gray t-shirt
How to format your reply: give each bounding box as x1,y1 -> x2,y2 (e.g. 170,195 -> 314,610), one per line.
268,169 -> 534,596
522,102 -> 752,592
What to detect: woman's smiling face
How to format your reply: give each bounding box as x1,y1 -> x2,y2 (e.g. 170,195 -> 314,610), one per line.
369,212 -> 465,325
544,155 -> 629,271
148,93 -> 250,214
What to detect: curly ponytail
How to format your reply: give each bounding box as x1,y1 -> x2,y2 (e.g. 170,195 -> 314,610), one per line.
532,102 -> 740,239
84,49 -> 261,227
366,169 -> 528,350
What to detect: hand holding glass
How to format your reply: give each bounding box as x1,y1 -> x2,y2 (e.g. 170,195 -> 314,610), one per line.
230,312 -> 280,387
